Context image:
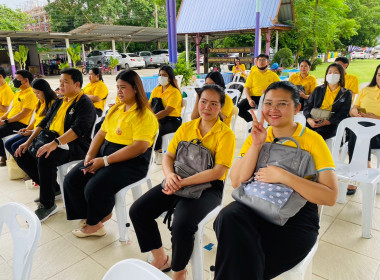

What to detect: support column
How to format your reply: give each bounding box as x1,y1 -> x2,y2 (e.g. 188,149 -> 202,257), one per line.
123,41 -> 126,53
185,34 -> 189,65
166,0 -> 177,65
112,39 -> 117,74
275,30 -> 279,53
81,43 -> 86,68
65,38 -> 72,67
39,54 -> 44,76
6,37 -> 16,77
266,29 -> 271,55
206,35 -> 209,44
254,0 -> 261,59
196,33 -> 200,74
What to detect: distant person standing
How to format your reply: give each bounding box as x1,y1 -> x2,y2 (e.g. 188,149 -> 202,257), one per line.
83,67 -> 109,117
0,67 -> 13,118
232,57 -> 247,81
335,57 -> 359,96
238,54 -> 280,122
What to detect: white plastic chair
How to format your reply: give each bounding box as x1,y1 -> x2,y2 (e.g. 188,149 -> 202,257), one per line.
115,132 -> 159,242
332,117 -> 380,238
225,89 -> 240,106
181,99 -> 187,121
325,137 -> 335,153
316,78 -> 324,86
0,202 -> 41,280
359,82 -> 369,91
57,160 -> 82,207
232,72 -> 241,83
294,112 -> 306,127
102,258 -> 171,280
162,132 -> 175,155
225,82 -> 245,90
181,86 -> 197,123
175,75 -> 183,87
279,206 -> 323,280
230,106 -> 239,132
194,79 -> 205,88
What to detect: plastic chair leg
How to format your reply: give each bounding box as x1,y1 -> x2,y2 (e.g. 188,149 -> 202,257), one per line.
131,185 -> 142,201
337,182 -> 348,204
115,190 -> 129,242
361,183 -> 377,238
191,228 -> 205,280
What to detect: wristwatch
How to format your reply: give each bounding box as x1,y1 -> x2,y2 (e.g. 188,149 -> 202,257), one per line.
53,138 -> 61,146
103,156 -> 109,167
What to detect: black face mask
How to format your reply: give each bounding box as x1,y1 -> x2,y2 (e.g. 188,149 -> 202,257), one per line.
258,66 -> 268,71
12,79 -> 22,88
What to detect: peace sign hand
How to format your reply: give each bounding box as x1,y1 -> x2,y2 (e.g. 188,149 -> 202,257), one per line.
249,109 -> 267,146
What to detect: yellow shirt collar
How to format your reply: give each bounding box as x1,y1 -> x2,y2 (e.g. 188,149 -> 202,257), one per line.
117,102 -> 137,113
194,117 -> 224,137
267,122 -> 305,140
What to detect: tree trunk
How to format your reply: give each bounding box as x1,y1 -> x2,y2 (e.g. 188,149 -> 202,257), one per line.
295,37 -> 304,66
310,0 -> 319,64
324,49 -> 329,62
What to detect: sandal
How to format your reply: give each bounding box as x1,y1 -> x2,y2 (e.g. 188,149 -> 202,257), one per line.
347,185 -> 357,196
159,255 -> 171,273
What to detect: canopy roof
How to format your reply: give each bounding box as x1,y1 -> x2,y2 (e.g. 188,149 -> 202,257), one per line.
177,0 -> 294,36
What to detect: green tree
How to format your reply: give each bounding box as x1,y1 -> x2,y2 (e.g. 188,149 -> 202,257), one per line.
0,4 -> 33,31
67,45 -> 82,68
13,45 -> 29,70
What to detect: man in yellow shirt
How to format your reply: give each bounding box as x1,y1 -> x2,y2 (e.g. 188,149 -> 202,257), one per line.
0,67 -> 14,117
0,70 -> 36,166
238,54 -> 280,122
335,57 -> 359,95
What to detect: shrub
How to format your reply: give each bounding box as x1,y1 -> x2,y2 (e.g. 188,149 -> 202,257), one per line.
173,58 -> 194,86
272,48 -> 294,68
311,58 -> 322,71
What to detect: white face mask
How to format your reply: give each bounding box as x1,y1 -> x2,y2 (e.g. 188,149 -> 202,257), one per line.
326,74 -> 340,85
158,76 -> 169,86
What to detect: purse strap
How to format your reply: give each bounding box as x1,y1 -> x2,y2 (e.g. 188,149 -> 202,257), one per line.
324,88 -> 347,110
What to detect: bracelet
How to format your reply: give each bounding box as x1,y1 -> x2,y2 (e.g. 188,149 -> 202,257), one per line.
103,156 -> 109,167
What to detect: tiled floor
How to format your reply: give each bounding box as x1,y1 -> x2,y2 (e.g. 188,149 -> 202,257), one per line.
2,93 -> 380,279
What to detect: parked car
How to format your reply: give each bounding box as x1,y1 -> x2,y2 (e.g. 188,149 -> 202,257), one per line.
351,51 -> 370,59
138,51 -> 157,68
120,53 -> 145,70
376,53 -> 380,59
151,49 -> 170,65
86,50 -> 122,67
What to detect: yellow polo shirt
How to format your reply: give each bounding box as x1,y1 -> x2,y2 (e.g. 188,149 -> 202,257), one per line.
354,86 -> 380,116
0,83 -> 14,116
232,64 -> 246,76
33,101 -> 47,129
320,86 -> 341,111
168,118 -> 236,180
83,80 -> 109,111
239,123 -> 335,173
245,69 -> 280,97
289,73 -> 318,95
8,87 -> 37,125
149,84 -> 182,117
101,102 -> 158,146
49,92 -> 82,136
222,94 -> 234,127
345,73 -> 359,95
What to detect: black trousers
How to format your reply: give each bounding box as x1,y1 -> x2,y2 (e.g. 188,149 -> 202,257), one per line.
213,201 -> 319,280
95,108 -> 103,118
14,148 -> 70,208
306,123 -> 338,140
155,117 -> 182,150
129,181 -> 223,272
237,96 -> 262,122
0,122 -> 26,157
64,142 -> 150,225
346,123 -> 380,162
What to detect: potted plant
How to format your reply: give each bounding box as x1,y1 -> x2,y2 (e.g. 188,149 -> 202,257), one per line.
109,57 -> 119,74
13,45 -> 29,70
67,45 -> 82,68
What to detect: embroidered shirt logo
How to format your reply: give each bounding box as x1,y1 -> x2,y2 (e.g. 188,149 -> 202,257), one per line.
116,127 -> 122,135
69,108 -> 75,115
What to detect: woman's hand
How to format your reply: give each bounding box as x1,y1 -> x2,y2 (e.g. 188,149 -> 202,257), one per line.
248,99 -> 256,108
14,141 -> 31,157
350,107 -> 361,117
361,112 -> 379,119
36,141 -> 58,158
20,130 -> 33,136
299,90 -> 308,99
83,157 -> 105,174
162,172 -> 182,195
250,110 -> 267,147
307,118 -> 330,128
254,165 -> 288,184
84,154 -> 95,166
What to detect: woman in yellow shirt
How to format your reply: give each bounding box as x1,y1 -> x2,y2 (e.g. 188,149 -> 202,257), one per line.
83,67 -> 109,117
289,59 -> 317,109
303,63 -> 352,139
214,81 -> 337,279
130,84 -> 235,280
232,57 -> 246,81
64,70 -> 158,238
5,79 -> 57,157
149,65 -> 182,157
346,65 -> 380,195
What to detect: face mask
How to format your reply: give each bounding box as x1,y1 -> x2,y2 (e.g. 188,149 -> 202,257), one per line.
326,74 -> 340,85
158,76 -> 169,86
12,79 -> 22,88
258,66 -> 267,71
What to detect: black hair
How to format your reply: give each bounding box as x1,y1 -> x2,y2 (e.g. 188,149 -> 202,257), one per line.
324,63 -> 345,88
60,68 -> 83,87
335,56 -> 349,65
198,84 -> 226,107
0,67 -> 6,79
300,59 -> 311,67
205,71 -> 226,89
257,54 -> 269,60
90,67 -> 103,81
368,64 -> 380,88
264,81 -> 300,106
159,65 -> 180,91
234,57 -> 241,66
31,79 -> 58,115
15,70 -> 33,84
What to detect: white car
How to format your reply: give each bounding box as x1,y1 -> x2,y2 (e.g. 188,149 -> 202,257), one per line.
120,53 -> 145,70
351,51 -> 370,59
376,53 -> 380,59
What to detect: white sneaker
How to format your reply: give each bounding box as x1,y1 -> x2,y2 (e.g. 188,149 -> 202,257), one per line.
155,152 -> 163,165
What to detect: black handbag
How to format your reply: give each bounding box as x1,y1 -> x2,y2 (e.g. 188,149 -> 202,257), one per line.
150,97 -> 165,114
28,129 -> 60,158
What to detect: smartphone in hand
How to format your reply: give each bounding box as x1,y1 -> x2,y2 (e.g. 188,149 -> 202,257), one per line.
80,163 -> 93,170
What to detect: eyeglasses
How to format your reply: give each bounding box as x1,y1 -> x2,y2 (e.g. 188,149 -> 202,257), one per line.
263,101 -> 290,110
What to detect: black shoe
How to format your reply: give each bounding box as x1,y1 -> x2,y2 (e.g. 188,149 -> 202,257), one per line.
35,204 -> 58,222
347,188 -> 357,195
34,190 -> 62,203
0,156 -> 6,167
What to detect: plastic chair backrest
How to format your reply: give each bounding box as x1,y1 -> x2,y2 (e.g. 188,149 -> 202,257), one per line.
102,259 -> 171,280
226,82 -> 245,89
294,112 -> 306,127
317,78 -> 324,86
332,117 -> 380,169
232,72 -> 241,83
194,79 -> 205,88
225,89 -> 240,106
175,75 -> 183,87
0,202 -> 41,280
230,106 -> 239,132
181,99 -> 187,121
359,82 -> 369,91
181,86 -> 197,122
162,132 -> 175,155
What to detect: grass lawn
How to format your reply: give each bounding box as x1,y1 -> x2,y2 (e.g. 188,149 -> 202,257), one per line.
309,59 -> 380,83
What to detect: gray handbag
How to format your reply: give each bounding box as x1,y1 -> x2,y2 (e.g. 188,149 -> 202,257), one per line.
232,137 -> 318,226
162,139 -> 214,199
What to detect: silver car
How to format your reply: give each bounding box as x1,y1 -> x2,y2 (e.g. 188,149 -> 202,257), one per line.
86,50 -> 122,67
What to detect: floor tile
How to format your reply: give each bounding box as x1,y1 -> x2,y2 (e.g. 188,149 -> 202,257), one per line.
0,261 -> 12,280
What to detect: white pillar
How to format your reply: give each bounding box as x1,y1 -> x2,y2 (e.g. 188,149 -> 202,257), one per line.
65,38 -> 72,66
123,41 -> 126,53
258,29 -> 262,54
112,39 -> 117,74
81,43 -> 86,67
206,35 -> 209,44
185,34 -> 189,64
6,37 -> 16,77
275,30 -> 279,53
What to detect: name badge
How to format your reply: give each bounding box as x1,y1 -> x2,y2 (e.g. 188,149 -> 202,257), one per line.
69,108 -> 75,115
